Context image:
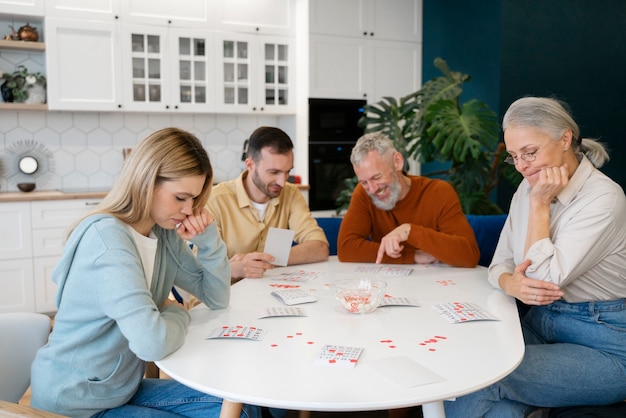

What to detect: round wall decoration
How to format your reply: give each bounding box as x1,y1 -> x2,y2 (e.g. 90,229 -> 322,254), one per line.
3,139 -> 55,189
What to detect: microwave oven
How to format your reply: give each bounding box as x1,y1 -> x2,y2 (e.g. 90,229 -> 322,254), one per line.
309,98 -> 366,143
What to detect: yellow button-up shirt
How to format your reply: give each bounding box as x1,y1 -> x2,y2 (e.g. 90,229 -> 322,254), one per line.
207,171 -> 328,258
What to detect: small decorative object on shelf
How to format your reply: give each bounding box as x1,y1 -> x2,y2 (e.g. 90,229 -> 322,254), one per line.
17,182 -> 36,192
5,22 -> 39,42
0,65 -> 46,104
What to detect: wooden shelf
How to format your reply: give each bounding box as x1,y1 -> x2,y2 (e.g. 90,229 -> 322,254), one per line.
0,39 -> 45,51
0,102 -> 47,111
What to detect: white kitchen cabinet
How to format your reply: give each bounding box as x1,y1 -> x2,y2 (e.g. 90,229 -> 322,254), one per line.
45,0 -> 120,19
214,32 -> 294,114
309,0 -> 422,103
213,0 -> 296,36
120,24 -> 215,112
0,198 -> 101,314
0,202 -> 34,313
0,259 -> 35,313
309,0 -> 422,42
310,34 -> 421,103
0,0 -> 44,16
30,198 -> 101,313
120,0 -> 211,27
0,202 -> 32,261
33,256 -> 58,313
45,17 -> 124,111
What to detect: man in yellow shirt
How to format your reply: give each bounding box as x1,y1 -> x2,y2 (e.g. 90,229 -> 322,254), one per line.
208,126 -> 329,282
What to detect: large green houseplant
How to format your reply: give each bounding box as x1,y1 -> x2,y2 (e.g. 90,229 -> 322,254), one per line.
336,58 -> 521,214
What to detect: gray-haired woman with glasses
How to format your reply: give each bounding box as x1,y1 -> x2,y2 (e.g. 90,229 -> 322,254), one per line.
445,96 -> 626,417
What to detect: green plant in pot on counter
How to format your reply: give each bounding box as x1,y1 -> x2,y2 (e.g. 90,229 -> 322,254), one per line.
335,57 -> 522,215
1,65 -> 46,103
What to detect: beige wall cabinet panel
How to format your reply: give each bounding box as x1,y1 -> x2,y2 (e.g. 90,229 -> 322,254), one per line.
0,259 -> 35,313
368,39 -> 422,103
31,199 -> 100,313
213,0 -> 296,36
120,0 -> 211,27
46,18 -> 123,111
309,0 -> 422,102
309,35 -> 366,101
45,0 -> 120,19
310,0 -> 422,42
0,202 -> 34,313
34,256 -> 58,313
0,202 -> 32,261
0,0 -> 43,16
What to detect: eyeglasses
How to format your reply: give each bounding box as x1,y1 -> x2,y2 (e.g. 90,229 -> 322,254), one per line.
504,149 -> 539,165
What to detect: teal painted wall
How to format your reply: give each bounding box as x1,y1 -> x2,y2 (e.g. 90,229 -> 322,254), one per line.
423,0 -> 626,211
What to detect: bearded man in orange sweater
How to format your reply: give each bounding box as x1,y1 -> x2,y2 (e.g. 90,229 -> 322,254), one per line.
337,132 -> 479,267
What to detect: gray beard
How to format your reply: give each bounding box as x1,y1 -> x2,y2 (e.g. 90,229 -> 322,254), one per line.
368,178 -> 402,211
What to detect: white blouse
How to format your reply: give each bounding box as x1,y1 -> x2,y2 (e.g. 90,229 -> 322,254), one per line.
489,156 -> 626,302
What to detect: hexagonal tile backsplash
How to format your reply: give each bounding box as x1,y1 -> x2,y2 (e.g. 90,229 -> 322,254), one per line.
0,110 -> 288,192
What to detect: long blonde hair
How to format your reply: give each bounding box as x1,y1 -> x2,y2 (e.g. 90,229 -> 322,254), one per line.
78,128 -> 212,229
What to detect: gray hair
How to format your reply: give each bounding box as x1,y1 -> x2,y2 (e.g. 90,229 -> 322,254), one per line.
350,132 -> 397,166
502,97 -> 609,168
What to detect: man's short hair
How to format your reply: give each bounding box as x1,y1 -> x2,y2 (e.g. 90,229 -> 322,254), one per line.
350,132 -> 397,166
247,126 -> 294,162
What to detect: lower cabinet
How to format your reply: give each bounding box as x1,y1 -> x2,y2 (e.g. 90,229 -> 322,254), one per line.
0,202 -> 34,313
0,198 -> 101,314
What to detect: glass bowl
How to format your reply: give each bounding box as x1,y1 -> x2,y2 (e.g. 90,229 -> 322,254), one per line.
333,278 -> 387,314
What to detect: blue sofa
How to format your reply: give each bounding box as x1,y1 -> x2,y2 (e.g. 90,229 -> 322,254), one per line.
315,214 -> 508,266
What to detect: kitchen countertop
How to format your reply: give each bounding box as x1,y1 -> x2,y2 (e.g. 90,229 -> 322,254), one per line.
0,190 -> 109,203
0,184 -> 310,203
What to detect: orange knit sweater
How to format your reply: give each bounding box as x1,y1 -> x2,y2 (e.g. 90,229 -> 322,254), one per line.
337,176 -> 479,267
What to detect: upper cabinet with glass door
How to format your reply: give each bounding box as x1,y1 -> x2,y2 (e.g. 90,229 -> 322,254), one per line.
170,29 -> 214,111
120,25 -> 214,112
215,33 -> 294,114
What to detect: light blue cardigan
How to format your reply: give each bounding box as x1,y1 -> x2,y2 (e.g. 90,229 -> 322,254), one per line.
31,214 -> 230,417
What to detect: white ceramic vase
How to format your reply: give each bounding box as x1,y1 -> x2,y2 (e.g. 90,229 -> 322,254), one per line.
24,84 -> 46,104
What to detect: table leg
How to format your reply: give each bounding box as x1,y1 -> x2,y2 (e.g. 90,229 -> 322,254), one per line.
422,401 -> 446,418
298,411 -> 311,418
219,400 -> 242,418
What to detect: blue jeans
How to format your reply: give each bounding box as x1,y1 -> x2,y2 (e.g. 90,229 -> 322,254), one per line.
445,299 -> 626,418
92,379 -> 261,418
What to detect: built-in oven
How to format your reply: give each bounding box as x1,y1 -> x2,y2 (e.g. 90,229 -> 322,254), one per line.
308,142 -> 356,211
308,98 -> 366,211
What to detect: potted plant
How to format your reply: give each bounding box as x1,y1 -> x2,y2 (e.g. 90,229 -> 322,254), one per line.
0,65 -> 46,104
335,58 -> 521,215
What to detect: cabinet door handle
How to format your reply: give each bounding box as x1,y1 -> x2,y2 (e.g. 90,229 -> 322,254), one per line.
85,202 -> 100,206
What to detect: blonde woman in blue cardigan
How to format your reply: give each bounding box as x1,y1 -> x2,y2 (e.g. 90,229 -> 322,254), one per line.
30,128 -> 260,418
